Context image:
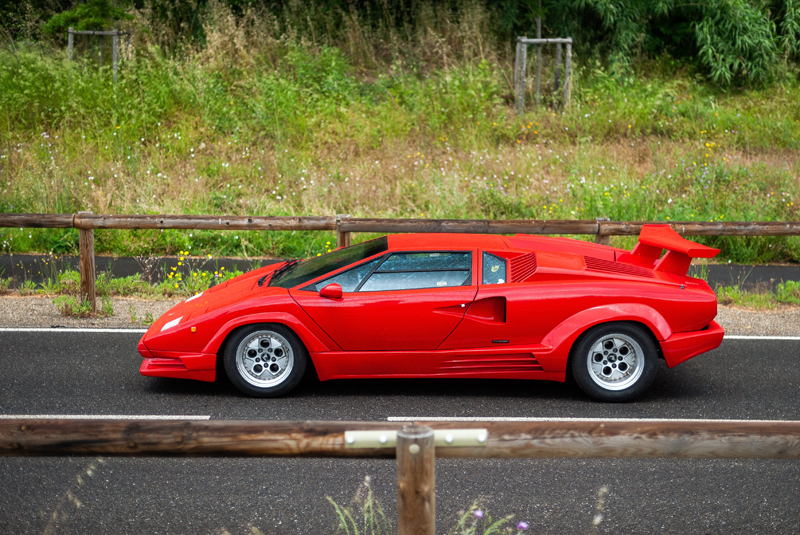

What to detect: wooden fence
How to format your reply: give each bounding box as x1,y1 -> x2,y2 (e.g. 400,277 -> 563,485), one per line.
1,212 -> 799,310
2,418 -> 800,535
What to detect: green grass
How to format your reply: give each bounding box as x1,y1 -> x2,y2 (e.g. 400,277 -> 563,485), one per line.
0,8 -> 798,263
2,253 -> 245,300
714,281 -> 800,309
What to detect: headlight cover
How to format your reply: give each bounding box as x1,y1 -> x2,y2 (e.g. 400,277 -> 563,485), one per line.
161,316 -> 183,332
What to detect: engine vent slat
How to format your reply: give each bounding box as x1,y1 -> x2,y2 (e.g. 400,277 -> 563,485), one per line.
510,253 -> 537,282
584,256 -> 655,278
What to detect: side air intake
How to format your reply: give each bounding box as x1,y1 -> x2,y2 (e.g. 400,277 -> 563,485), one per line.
510,252 -> 537,282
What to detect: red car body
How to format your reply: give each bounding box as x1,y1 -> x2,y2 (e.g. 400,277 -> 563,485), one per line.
138,225 -> 724,397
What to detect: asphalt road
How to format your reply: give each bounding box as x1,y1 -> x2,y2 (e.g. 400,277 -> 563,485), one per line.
1,332 -> 800,534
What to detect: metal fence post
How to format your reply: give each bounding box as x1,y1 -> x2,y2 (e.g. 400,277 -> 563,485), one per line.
519,41 -> 527,115
336,214 -> 352,249
554,42 -> 562,93
397,425 -> 435,535
67,28 -> 74,61
563,42 -> 572,108
78,211 -> 97,311
112,30 -> 119,83
535,15 -> 542,108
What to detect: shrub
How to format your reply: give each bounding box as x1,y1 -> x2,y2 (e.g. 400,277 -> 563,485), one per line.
776,280 -> 800,304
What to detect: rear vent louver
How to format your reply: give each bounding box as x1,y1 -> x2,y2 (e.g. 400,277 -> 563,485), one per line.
510,253 -> 537,282
584,256 -> 655,278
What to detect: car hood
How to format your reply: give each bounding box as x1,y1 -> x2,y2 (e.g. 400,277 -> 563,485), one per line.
145,262 -> 288,336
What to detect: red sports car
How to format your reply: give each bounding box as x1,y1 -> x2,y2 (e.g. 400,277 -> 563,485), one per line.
138,225 -> 724,401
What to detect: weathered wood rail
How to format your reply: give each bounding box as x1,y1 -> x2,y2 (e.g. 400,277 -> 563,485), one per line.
2,418 -> 800,535
1,212 -> 799,310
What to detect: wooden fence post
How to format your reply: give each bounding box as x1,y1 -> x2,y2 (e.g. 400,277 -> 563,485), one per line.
397,425 -> 435,535
336,214 -> 352,249
67,28 -> 74,61
78,211 -> 97,311
563,42 -> 572,108
595,217 -> 610,246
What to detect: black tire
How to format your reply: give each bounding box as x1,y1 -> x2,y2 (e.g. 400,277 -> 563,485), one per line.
223,324 -> 307,397
570,322 -> 658,402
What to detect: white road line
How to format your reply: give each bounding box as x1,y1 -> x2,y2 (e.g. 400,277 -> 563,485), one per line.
388,416 -> 800,423
0,328 -> 147,333
0,414 -> 210,420
724,335 -> 800,340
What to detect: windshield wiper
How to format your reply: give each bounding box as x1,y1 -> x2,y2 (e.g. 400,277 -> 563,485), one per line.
258,259 -> 300,287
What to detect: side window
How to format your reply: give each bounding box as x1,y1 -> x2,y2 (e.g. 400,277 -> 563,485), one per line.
359,252 -> 471,292
482,252 -> 506,284
314,258 -> 382,292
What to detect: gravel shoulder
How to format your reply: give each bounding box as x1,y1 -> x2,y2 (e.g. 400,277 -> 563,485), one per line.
0,295 -> 797,335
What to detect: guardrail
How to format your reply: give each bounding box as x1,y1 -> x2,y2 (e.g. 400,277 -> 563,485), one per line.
2,418 -> 800,535
1,212 -> 799,310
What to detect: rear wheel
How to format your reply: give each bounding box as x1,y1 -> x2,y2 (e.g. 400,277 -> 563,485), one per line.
223,324 -> 307,397
570,323 -> 658,402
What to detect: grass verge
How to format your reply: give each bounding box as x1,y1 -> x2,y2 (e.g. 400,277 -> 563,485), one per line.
0,14 -> 798,263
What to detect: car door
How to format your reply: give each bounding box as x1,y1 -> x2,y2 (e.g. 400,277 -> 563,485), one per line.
440,249 -> 547,349
290,250 -> 478,351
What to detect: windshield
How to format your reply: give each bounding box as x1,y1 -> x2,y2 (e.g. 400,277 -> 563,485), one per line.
269,236 -> 389,289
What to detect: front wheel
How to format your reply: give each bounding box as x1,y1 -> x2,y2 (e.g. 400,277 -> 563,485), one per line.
570,323 -> 658,402
223,324 -> 307,397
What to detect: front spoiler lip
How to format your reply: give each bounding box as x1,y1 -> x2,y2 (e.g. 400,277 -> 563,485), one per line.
661,320 -> 725,368
138,339 -> 216,382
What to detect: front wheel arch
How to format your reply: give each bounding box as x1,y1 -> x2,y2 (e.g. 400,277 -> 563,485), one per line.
221,323 -> 310,397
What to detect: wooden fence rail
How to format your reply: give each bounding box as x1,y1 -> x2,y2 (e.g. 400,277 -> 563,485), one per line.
1,212 -> 799,311
2,418 -> 800,535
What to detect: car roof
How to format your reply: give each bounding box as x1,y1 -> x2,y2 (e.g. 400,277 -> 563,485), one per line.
387,233 -> 508,250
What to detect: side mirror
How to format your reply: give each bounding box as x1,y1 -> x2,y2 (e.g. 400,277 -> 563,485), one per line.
319,283 -> 343,300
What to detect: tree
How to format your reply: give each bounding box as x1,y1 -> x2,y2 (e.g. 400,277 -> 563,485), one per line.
42,0 -> 133,36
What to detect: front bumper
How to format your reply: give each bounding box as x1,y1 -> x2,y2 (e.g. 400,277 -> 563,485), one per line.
138,340 -> 217,382
660,320 -> 725,368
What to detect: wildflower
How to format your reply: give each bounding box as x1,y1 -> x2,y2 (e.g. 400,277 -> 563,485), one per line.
517,521 -> 530,530
474,510 -> 484,518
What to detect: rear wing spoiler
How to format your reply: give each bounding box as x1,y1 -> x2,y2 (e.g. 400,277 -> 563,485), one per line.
617,224 -> 720,277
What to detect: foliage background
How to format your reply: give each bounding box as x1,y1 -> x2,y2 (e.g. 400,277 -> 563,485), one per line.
0,0 -> 797,262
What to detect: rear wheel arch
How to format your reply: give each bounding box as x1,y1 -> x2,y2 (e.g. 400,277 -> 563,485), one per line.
568,320 -> 661,402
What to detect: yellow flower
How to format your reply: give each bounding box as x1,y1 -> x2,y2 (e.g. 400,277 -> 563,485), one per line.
178,262 -> 182,266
